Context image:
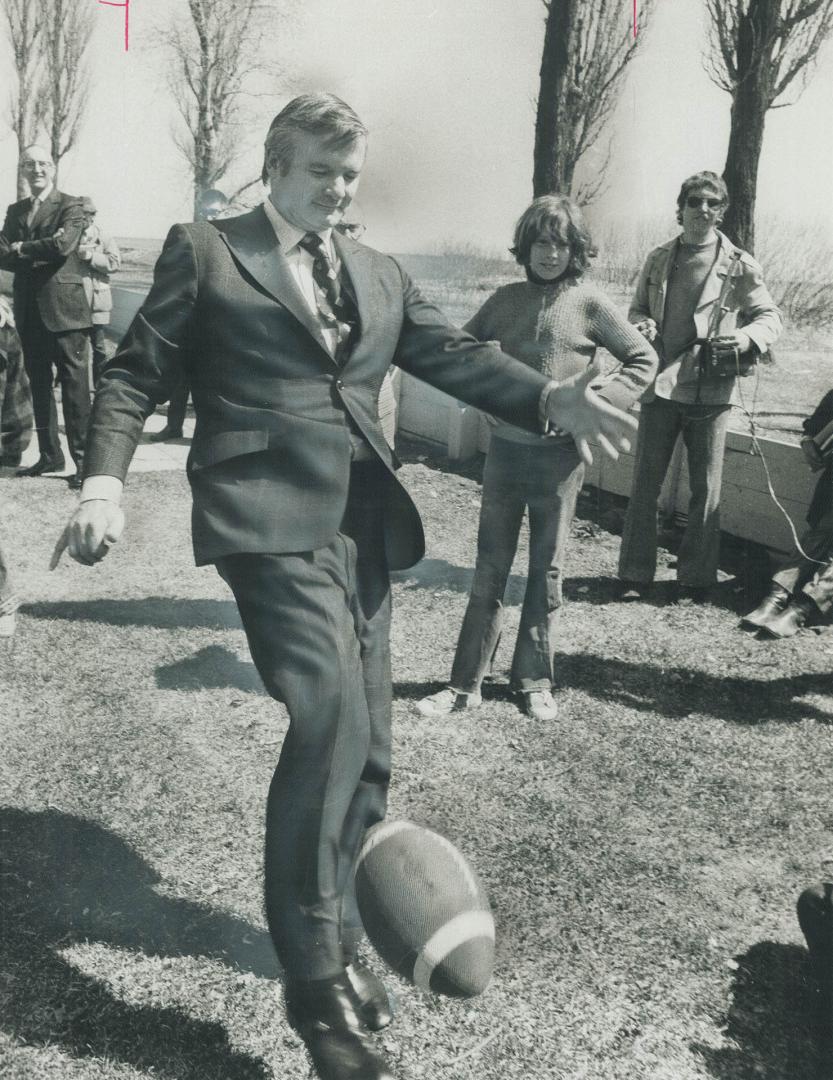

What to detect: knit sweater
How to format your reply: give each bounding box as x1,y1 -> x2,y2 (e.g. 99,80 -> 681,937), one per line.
464,276 -> 657,444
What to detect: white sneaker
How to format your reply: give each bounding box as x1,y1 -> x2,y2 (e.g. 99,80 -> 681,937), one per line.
522,689 -> 558,721
415,687 -> 482,717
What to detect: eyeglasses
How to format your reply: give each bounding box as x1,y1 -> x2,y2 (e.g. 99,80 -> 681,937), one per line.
686,195 -> 722,209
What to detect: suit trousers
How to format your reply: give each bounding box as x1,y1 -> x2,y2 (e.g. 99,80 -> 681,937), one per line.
216,461 -> 392,981
20,307 -> 90,468
773,510 -> 833,614
618,396 -> 731,587
449,436 -> 584,694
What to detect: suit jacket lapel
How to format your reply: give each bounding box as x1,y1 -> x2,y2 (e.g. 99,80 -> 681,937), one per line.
333,231 -> 371,352
217,205 -> 332,357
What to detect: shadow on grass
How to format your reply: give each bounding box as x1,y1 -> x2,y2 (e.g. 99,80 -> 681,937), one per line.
392,557 -> 526,601
156,645 -> 265,694
552,651 -> 833,725
0,806 -> 279,1078
693,941 -> 827,1080
23,597 -> 242,631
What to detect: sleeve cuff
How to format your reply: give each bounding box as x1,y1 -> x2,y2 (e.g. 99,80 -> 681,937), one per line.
80,475 -> 124,504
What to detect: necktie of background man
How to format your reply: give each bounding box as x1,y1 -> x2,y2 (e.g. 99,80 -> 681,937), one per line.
26,198 -> 40,230
298,231 -> 358,357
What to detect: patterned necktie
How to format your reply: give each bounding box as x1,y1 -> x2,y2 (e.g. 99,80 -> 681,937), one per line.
297,231 -> 357,355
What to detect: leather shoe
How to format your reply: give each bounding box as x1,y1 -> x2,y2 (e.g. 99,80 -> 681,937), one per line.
345,962 -> 395,1031
740,585 -> 790,629
67,473 -> 83,490
285,974 -> 395,1080
16,453 -> 66,477
759,596 -> 815,639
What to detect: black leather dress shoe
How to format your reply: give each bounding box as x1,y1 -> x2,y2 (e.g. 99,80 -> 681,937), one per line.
285,974 -> 395,1080
16,454 -> 66,477
67,473 -> 83,490
760,595 -> 816,639
345,962 -> 395,1031
740,585 -> 790,629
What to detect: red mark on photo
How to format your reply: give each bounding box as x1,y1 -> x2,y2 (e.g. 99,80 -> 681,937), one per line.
98,0 -> 130,51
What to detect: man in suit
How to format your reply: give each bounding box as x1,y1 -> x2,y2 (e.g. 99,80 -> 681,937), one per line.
54,94 -> 635,1080
0,145 -> 92,489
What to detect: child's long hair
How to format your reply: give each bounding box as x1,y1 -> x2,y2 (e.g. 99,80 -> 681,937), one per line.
510,194 -> 595,279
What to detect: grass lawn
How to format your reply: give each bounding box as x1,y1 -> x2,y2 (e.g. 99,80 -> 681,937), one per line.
1,441 -> 832,1080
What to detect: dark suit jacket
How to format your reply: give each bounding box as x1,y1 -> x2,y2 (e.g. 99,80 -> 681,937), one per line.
0,189 -> 91,333
85,206 -> 552,569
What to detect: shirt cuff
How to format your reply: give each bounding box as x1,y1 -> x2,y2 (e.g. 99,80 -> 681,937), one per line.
80,475 -> 123,504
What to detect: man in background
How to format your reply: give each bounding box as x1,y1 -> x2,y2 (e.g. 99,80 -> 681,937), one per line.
618,170 -> 781,602
0,145 -> 92,489
78,197 -> 121,387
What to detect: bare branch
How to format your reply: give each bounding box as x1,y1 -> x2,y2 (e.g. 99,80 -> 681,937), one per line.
533,0 -> 657,199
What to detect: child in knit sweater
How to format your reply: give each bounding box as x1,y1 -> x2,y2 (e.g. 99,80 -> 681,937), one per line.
416,195 -> 657,721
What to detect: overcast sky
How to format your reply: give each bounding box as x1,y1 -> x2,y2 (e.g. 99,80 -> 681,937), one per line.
1,0 -> 831,253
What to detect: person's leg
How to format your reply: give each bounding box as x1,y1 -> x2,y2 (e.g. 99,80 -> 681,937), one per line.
19,319 -> 63,464
54,329 -> 91,471
90,324 -> 112,388
799,531 -> 833,617
510,444 -> 584,692
448,438 -> 526,694
618,398 -> 683,584
219,541 -> 378,983
677,404 -> 731,587
335,463 -> 393,963
166,377 -> 189,433
0,327 -> 32,467
0,536 -> 19,636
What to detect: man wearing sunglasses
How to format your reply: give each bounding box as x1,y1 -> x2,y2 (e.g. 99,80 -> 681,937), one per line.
617,170 -> 781,602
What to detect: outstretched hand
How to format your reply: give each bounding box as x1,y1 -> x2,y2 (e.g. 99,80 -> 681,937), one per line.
545,363 -> 637,466
50,500 -> 125,570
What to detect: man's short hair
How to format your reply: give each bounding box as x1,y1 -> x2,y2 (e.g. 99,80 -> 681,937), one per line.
676,171 -> 729,224
510,194 -> 596,278
262,93 -> 367,184
81,197 -> 97,215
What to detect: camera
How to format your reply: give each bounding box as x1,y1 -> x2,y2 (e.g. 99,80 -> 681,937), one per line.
699,336 -> 756,380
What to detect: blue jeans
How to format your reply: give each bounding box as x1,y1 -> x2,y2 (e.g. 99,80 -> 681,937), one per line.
618,397 -> 731,587
450,435 -> 584,693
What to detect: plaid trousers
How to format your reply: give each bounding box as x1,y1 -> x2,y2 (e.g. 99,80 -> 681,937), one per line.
0,323 -> 33,463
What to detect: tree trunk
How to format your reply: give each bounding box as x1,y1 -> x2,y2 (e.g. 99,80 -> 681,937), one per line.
533,0 -> 575,197
721,89 -> 767,254
719,0 -> 778,254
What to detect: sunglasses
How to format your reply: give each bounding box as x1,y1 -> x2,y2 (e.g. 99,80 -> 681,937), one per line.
686,195 -> 723,209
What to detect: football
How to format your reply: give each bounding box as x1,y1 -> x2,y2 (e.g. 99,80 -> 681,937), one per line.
355,819 -> 495,997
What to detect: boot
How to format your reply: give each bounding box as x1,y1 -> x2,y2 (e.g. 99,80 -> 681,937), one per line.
759,595 -> 816,639
740,584 -> 790,629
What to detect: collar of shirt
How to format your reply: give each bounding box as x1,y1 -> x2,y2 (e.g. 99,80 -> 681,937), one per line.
30,184 -> 54,208
261,197 -> 333,258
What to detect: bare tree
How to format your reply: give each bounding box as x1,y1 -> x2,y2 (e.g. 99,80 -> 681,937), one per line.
0,0 -> 45,197
166,0 -> 285,219
706,0 -> 833,252
533,0 -> 655,202
38,0 -> 95,180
